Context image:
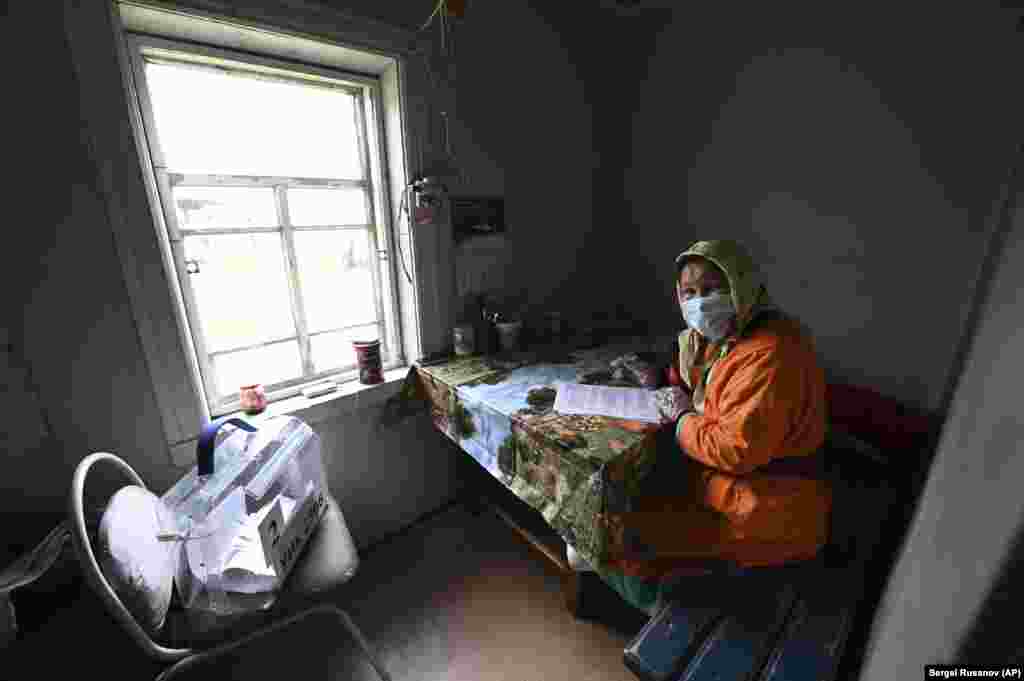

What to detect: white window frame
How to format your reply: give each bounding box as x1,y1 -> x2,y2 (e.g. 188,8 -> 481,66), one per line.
63,1 -> 457,466
126,34 -> 404,415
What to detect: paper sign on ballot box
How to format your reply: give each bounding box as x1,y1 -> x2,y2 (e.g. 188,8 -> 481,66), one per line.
258,488 -> 328,582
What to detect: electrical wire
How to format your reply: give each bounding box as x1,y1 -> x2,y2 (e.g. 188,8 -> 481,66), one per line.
394,186 -> 414,285
440,2 -> 447,54
420,0 -> 445,31
420,0 -> 456,58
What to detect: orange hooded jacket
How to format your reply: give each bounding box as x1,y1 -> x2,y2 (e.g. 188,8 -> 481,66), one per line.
678,314 -> 829,560
605,241 -> 830,578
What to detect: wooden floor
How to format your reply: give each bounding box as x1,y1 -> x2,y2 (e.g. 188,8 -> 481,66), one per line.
7,501 -> 648,681
332,501 -> 648,681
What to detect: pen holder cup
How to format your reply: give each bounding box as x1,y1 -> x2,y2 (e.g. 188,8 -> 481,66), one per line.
496,321 -> 523,352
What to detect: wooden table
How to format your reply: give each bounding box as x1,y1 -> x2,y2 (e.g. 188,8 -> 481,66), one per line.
396,337 -> 673,614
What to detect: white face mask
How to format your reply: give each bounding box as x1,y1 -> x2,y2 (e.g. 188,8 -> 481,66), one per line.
679,291 -> 735,342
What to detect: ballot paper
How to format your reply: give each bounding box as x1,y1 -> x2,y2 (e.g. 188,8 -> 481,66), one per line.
184,487 -> 247,587
220,494 -> 298,594
184,488 -> 298,594
552,382 -> 661,423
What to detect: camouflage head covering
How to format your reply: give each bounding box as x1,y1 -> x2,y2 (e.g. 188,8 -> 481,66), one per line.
674,240 -> 779,403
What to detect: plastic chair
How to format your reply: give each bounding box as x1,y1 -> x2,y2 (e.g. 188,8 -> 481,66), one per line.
69,452 -> 391,680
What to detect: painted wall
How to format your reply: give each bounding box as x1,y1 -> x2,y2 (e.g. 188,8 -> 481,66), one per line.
444,0 -> 597,318
7,4 -> 157,537
624,3 -> 1023,411
438,1 -> 666,327
320,0 -> 600,324
860,185 -> 1024,675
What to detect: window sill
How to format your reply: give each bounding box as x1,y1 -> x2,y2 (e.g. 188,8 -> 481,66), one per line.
168,366 -> 411,468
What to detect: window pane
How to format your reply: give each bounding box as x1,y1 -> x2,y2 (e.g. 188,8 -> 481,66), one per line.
184,233 -> 295,352
288,188 -> 367,226
214,341 -> 301,396
173,186 -> 278,229
145,60 -> 362,179
293,230 -> 377,333
310,325 -> 379,373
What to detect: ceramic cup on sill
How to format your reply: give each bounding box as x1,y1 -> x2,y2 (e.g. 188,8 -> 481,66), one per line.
239,384 -> 267,414
353,339 -> 384,385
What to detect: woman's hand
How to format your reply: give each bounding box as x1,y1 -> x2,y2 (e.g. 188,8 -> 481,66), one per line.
654,386 -> 692,425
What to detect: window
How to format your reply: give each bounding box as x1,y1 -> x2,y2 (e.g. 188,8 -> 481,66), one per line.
126,35 -> 404,415
64,1 -> 448,459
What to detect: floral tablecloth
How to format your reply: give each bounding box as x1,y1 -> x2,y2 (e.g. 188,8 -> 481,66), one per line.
386,336 -> 678,572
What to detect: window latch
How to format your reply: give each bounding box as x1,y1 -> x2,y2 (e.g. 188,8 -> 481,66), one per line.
377,250 -> 389,261
186,259 -> 201,275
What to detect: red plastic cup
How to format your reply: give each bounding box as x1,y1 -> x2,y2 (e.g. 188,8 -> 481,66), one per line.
352,339 -> 384,385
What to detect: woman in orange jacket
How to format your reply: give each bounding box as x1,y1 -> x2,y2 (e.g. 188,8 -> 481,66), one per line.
596,239 -> 831,614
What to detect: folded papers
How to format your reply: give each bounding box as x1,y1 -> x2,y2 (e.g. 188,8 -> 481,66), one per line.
184,488 -> 297,595
221,494 -> 297,593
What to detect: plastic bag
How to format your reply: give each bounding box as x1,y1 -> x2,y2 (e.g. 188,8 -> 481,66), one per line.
160,415 -> 338,632
610,353 -> 661,388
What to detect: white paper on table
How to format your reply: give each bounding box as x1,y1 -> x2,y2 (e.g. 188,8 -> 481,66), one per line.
552,382 -> 661,423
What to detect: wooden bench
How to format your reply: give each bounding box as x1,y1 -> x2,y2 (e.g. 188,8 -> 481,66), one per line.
622,561 -> 861,681
621,383 -> 940,681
